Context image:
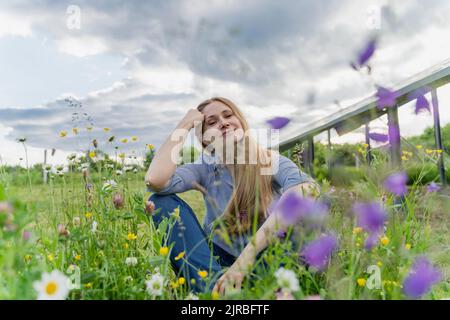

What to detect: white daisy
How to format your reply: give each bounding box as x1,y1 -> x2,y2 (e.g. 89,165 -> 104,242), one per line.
125,257 -> 138,266
145,273 -> 165,297
33,270 -> 70,300
185,292 -> 199,300
274,267 -> 299,293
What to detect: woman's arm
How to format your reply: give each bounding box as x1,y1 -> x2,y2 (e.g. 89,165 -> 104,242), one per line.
213,181 -> 320,294
145,109 -> 204,190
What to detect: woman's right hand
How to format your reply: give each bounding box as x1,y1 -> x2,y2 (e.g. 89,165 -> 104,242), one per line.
178,109 -> 205,130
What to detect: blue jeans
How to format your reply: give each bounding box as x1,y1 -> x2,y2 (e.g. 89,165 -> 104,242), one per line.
149,193 -> 237,293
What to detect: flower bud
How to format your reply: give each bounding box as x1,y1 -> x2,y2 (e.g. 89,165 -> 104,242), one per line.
145,200 -> 155,215
113,193 -> 124,209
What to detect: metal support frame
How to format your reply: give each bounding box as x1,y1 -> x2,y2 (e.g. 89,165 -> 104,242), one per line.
327,129 -> 332,177
306,137 -> 315,177
431,88 -> 446,185
387,105 -> 402,168
364,123 -> 373,165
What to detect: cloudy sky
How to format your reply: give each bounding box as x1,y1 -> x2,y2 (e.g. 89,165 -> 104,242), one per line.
0,0 -> 449,166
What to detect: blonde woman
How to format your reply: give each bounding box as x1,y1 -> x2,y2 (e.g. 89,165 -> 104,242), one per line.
145,97 -> 319,295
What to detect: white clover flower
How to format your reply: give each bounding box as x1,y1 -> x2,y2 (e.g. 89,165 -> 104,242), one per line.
125,257 -> 138,266
274,267 -> 299,293
115,170 -> 123,176
33,270 -> 70,300
91,221 -> 98,233
72,216 -> 81,226
102,180 -> 117,192
145,273 -> 165,297
185,292 -> 199,300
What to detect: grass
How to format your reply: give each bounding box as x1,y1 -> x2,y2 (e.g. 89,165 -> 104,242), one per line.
1,160 -> 449,300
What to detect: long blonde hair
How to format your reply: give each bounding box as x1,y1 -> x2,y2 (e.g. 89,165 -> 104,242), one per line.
196,97 -> 274,235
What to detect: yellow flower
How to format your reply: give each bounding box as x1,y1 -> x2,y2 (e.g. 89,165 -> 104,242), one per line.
172,207 -> 180,219
357,278 -> 366,287
425,149 -> 434,155
72,127 -> 78,135
131,136 -> 138,142
89,151 -> 96,158
170,281 -> 179,289
118,153 -> 125,159
198,270 -> 208,279
146,144 -> 154,150
190,278 -> 196,285
86,126 -> 93,131
159,246 -> 169,256
362,143 -> 369,149
74,254 -> 81,261
436,149 -> 443,154
127,233 -> 137,241
178,277 -> 186,285
377,261 -> 383,267
103,128 -> 110,132
123,243 -> 129,249
47,254 -> 54,262
401,155 -> 408,161
85,212 -> 93,219
175,251 -> 185,261
353,227 -> 363,234
212,291 -> 220,300
120,138 -> 128,143
84,283 -> 93,289
405,243 -> 411,250
380,236 -> 390,246
24,254 -> 32,262
416,145 -> 423,149
59,130 -> 67,138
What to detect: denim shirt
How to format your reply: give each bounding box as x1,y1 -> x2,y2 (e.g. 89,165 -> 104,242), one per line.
147,152 -> 314,257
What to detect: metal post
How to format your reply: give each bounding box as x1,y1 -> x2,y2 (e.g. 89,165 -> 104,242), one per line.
43,149 -> 48,184
307,137 -> 315,178
387,105 -> 401,168
327,129 -> 332,178
364,123 -> 373,165
431,88 -> 446,185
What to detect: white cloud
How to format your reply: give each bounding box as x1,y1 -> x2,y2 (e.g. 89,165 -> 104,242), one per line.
57,36 -> 108,57
0,12 -> 32,38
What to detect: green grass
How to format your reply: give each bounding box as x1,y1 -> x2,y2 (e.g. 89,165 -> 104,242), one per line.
1,166 -> 449,300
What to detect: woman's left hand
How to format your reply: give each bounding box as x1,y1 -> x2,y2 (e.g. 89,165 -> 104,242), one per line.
213,251 -> 254,295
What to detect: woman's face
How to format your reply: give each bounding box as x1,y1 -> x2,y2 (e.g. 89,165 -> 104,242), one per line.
200,101 -> 244,143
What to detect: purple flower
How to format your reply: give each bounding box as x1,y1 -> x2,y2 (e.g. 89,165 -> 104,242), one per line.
364,232 -> 380,250
357,38 -> 376,67
426,182 -> 440,193
300,234 -> 338,271
277,192 -> 328,226
353,202 -> 387,233
376,86 -> 398,109
22,230 -> 32,241
384,172 -> 408,196
403,257 -> 442,299
276,229 -> 287,239
368,132 -> 389,143
266,117 -> 290,129
388,123 -> 400,146
414,95 -> 430,115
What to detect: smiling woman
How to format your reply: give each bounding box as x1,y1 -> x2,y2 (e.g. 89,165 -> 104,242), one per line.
144,97 -> 319,295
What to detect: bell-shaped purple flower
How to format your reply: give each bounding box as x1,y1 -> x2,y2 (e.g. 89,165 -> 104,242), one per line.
403,257 -> 442,299
353,202 -> 387,234
300,234 -> 338,271
368,132 -> 389,143
384,172 -> 408,196
426,182 -> 440,193
266,117 -> 290,130
376,86 -> 398,109
277,192 -> 328,226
